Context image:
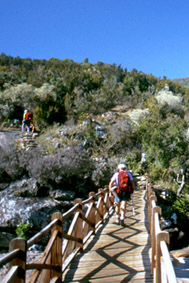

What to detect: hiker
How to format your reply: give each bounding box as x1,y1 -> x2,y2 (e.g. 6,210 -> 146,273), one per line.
22,109 -> 28,132
30,122 -> 35,133
24,110 -> 33,132
109,163 -> 135,226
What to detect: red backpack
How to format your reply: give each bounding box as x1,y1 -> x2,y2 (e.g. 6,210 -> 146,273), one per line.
25,112 -> 33,121
117,171 -> 131,193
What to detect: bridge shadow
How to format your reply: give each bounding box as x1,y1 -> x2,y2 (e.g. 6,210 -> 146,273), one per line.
63,189 -> 153,282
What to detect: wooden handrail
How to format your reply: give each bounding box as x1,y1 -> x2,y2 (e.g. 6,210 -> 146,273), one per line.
27,218 -> 59,248
62,203 -> 79,220
0,248 -> 20,267
2,265 -> 19,282
0,185 -> 134,282
146,178 -> 177,283
28,229 -> 59,283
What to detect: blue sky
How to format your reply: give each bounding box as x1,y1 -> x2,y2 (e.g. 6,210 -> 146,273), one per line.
1,0 -> 189,79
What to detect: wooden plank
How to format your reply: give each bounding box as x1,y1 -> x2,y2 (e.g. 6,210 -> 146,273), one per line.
65,264 -> 152,278
64,270 -> 153,282
68,262 -> 151,271
89,238 -> 150,250
67,255 -> 150,267
68,247 -> 151,263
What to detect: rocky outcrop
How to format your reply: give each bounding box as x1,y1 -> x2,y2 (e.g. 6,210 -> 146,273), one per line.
0,177 -> 74,249
0,129 -> 21,151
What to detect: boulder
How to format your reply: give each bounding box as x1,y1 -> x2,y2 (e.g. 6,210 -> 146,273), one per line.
0,181 -> 67,234
49,189 -> 75,200
0,232 -> 15,248
170,246 -> 189,257
10,178 -> 39,197
0,193 -> 64,231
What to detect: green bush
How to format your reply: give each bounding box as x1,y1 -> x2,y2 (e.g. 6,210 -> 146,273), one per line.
173,195 -> 189,219
16,222 -> 30,239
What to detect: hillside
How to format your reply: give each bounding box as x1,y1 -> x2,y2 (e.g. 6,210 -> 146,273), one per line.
172,77 -> 189,88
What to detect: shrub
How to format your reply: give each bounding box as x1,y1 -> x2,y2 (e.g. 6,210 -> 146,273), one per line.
16,222 -> 30,239
155,85 -> 183,114
173,194 -> 189,219
128,108 -> 150,125
27,146 -> 93,192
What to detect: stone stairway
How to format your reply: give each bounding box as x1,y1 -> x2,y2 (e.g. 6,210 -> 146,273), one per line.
21,133 -> 38,151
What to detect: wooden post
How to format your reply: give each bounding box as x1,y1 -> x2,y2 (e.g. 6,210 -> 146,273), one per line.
155,231 -> 169,283
74,198 -> 83,252
149,195 -> 157,237
9,238 -> 26,283
103,190 -> 109,216
98,189 -> 104,224
89,192 -> 96,234
145,175 -> 149,196
50,212 -> 63,281
41,212 -> 63,282
151,206 -> 161,275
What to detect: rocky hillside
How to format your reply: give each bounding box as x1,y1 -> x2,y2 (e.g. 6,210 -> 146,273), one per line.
0,129 -> 21,151
172,76 -> 189,87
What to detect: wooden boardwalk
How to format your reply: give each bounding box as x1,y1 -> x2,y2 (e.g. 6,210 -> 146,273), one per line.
63,188 -> 153,282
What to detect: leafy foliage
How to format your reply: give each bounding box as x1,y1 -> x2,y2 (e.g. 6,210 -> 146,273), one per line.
16,222 -> 30,239
173,195 -> 189,219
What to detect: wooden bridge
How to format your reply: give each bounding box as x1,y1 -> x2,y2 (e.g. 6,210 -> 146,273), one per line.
0,176 -> 177,282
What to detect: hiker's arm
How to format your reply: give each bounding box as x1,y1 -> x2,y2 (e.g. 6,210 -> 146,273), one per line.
109,180 -> 116,192
109,180 -> 113,190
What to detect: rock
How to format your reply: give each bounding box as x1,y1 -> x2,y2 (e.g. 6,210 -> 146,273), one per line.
0,232 -> 15,248
0,194 -> 64,231
136,176 -> 146,181
0,180 -> 67,233
49,189 -> 75,200
161,218 -> 172,230
170,246 -> 189,257
0,130 -> 21,151
137,180 -> 146,188
55,142 -> 61,149
96,125 -> 106,139
153,184 -> 165,191
170,212 -> 177,225
10,178 -> 39,197
58,127 -> 70,137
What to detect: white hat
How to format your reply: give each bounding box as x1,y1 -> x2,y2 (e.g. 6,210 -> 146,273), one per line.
117,163 -> 127,170
24,109 -> 28,113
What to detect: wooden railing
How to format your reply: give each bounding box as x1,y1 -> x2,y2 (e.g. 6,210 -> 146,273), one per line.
0,188 -> 114,282
146,178 -> 177,283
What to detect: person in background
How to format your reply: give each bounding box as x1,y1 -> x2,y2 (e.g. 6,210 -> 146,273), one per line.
109,164 -> 135,226
25,111 -> 33,132
22,109 -> 28,132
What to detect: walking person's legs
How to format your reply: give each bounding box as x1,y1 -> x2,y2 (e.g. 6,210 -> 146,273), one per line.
120,200 -> 127,226
115,201 -> 121,224
22,122 -> 26,132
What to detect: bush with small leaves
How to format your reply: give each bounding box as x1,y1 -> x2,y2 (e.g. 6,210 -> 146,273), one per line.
16,222 -> 30,239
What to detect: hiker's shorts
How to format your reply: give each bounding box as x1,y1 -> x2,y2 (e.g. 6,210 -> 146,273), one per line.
115,191 -> 131,202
